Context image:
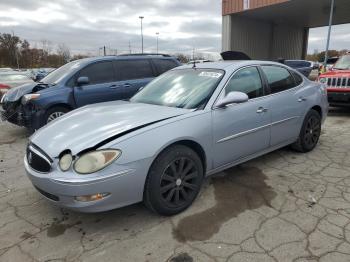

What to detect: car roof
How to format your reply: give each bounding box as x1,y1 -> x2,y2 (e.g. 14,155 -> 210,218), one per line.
176,60 -> 286,71
77,55 -> 177,65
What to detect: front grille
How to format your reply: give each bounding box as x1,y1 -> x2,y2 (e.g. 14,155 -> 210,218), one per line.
326,77 -> 350,88
34,186 -> 59,201
27,144 -> 52,173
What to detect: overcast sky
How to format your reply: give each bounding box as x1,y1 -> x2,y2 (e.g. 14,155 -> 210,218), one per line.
0,0 -> 349,56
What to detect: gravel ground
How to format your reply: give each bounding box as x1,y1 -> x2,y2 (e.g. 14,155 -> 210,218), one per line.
0,107 -> 350,262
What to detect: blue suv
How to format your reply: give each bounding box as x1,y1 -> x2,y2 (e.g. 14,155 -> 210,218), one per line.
1,55 -> 180,131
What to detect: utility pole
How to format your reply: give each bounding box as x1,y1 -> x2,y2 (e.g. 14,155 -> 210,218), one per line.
103,46 -> 106,56
12,30 -> 19,69
129,41 -> 132,54
156,32 -> 159,54
324,0 -> 335,68
139,16 -> 144,54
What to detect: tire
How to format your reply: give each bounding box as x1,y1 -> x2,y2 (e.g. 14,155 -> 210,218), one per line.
144,145 -> 204,216
291,109 -> 321,153
44,106 -> 70,125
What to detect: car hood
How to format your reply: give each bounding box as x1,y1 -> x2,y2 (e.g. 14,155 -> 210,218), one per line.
30,101 -> 190,157
3,82 -> 38,102
320,70 -> 350,77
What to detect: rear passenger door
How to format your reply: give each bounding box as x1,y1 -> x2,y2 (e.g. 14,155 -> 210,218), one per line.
74,61 -> 123,107
114,59 -> 155,98
261,65 -> 305,147
153,58 -> 180,76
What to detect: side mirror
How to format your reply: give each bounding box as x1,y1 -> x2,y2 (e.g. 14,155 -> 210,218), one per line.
216,91 -> 249,108
77,76 -> 89,86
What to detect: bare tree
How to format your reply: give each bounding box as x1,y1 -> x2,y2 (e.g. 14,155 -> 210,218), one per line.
57,43 -> 71,64
0,33 -> 21,67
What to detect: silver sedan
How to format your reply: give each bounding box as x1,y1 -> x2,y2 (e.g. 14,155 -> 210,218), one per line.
24,61 -> 328,215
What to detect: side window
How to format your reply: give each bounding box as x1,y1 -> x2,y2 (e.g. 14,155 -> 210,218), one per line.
154,59 -> 179,75
225,67 -> 264,99
261,66 -> 296,94
79,61 -> 114,85
115,59 -> 154,81
291,71 -> 303,86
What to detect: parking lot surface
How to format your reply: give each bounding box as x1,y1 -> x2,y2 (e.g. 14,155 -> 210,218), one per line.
1,108 -> 350,262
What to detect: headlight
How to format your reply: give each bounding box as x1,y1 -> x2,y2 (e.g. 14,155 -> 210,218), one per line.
73,149 -> 121,174
21,94 -> 40,105
319,77 -> 327,84
59,153 -> 73,171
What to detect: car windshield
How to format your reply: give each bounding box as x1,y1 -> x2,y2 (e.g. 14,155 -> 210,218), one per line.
333,55 -> 350,70
130,69 -> 224,109
0,74 -> 30,81
40,60 -> 81,85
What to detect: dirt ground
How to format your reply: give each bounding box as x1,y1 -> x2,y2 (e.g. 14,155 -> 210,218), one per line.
0,107 -> 350,262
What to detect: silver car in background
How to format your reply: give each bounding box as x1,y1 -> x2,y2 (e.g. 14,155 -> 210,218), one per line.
24,61 -> 328,215
0,72 -> 34,100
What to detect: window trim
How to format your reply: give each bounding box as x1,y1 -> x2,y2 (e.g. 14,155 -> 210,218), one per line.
213,65 -> 269,110
289,69 -> 305,87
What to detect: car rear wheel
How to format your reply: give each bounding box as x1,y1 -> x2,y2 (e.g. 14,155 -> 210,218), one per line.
45,106 -> 70,124
144,145 -> 204,216
292,109 -> 321,153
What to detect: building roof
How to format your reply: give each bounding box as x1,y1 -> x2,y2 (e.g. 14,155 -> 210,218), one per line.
225,0 -> 350,28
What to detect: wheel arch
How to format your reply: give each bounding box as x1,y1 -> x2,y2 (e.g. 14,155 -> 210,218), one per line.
310,105 -> 322,118
152,139 -> 207,174
45,103 -> 73,113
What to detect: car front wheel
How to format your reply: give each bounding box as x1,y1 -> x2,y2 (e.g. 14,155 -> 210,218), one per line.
45,106 -> 70,124
144,145 -> 204,216
292,109 -> 321,153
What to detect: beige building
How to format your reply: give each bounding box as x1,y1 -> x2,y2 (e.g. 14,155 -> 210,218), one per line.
222,0 -> 350,60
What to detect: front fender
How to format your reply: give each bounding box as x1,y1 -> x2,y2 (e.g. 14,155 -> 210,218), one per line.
103,111 -> 214,172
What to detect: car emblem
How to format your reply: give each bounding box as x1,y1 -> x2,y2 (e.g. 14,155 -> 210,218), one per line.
28,152 -> 33,164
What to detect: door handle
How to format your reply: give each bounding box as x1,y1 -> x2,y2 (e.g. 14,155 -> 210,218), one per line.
257,107 -> 268,113
298,97 -> 307,102
109,84 -> 119,89
123,83 -> 131,88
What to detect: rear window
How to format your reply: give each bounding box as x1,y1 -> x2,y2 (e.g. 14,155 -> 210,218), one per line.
154,59 -> 179,75
115,59 -> 154,81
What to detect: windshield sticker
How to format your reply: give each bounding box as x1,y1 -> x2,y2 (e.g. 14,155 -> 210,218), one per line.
199,72 -> 222,78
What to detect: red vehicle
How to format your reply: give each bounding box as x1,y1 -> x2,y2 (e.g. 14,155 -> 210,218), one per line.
319,54 -> 350,107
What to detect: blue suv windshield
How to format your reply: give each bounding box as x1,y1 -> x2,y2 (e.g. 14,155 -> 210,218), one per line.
40,60 -> 82,85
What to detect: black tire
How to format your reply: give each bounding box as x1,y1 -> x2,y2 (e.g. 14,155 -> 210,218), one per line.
44,106 -> 70,125
292,109 -> 321,153
144,145 -> 204,216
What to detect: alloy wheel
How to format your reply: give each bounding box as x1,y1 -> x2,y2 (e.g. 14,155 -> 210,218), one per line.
160,157 -> 199,207
304,115 -> 321,148
47,112 -> 65,123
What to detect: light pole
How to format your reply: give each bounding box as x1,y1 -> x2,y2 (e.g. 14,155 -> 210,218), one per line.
139,16 -> 144,54
324,0 -> 335,68
156,32 -> 159,54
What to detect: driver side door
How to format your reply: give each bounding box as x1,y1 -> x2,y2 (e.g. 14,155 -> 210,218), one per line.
212,66 -> 271,168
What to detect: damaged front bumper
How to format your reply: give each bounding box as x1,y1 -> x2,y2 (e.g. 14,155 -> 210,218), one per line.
1,101 -> 42,129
